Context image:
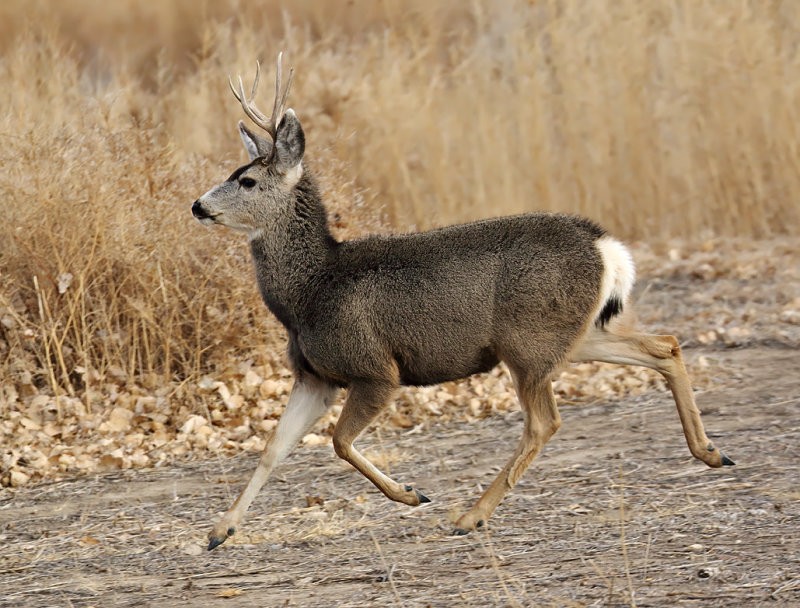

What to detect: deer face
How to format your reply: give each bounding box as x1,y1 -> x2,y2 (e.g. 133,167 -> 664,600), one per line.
192,112 -> 305,234
193,55 -> 304,235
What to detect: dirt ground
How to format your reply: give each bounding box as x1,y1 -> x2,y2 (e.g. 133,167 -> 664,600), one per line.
1,343 -> 798,607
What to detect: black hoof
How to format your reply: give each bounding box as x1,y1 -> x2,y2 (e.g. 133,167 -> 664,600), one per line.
415,490 -> 431,504
404,485 -> 431,504
207,536 -> 226,551
452,528 -> 470,536
207,526 -> 235,551
721,453 -> 735,466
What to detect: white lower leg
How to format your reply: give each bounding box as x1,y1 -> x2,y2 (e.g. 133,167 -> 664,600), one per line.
208,374 -> 338,549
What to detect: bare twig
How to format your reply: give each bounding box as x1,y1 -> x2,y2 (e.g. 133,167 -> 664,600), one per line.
479,526 -> 523,608
369,530 -> 403,606
618,465 -> 637,608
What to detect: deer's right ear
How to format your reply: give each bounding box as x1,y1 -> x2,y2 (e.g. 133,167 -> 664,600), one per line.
238,120 -> 273,161
274,109 -> 305,174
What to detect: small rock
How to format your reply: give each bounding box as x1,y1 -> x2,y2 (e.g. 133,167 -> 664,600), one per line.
19,417 -> 41,431
259,419 -> 277,433
692,263 -> 716,280
180,414 -> 208,434
10,470 -> 30,487
216,588 -> 243,598
779,309 -> 800,325
183,543 -> 203,556
244,369 -> 262,387
723,327 -> 751,347
260,379 -> 282,398
687,543 -> 704,553
57,272 -> 73,294
106,407 -> 134,432
697,566 -> 719,579
302,433 -> 326,446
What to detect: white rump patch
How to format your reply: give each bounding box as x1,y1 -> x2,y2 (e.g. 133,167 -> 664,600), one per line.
594,235 -> 635,321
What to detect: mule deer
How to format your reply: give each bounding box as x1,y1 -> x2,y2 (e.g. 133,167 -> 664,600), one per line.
192,53 -> 733,551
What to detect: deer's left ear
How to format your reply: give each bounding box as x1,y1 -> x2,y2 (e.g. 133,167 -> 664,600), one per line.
238,120 -> 273,161
274,109 -> 305,174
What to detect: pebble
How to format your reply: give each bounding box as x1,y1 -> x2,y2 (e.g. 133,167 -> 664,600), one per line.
182,543 -> 203,556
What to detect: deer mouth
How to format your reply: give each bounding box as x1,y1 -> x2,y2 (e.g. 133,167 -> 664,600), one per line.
192,200 -> 220,224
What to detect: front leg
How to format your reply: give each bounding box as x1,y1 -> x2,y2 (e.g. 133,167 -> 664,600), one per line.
208,372 -> 338,550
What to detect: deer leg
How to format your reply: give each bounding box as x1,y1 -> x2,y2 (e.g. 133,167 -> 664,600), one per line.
569,328 -> 733,468
333,380 -> 430,506
454,375 -> 560,534
207,372 -> 338,550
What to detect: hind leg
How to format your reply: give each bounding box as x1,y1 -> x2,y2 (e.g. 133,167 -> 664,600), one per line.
570,327 -> 733,468
454,372 -> 560,534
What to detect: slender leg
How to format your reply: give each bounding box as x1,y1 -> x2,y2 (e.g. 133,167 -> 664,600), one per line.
207,372 -> 338,550
454,374 -> 561,534
332,380 -> 429,506
569,328 -> 733,468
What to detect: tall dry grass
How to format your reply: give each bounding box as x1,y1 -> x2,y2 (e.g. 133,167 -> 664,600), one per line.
1,0 -> 799,482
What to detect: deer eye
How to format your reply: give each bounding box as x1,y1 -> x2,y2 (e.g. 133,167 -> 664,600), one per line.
240,177 -> 256,189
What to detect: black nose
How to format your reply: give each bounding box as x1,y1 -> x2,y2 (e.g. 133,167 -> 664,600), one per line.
192,200 -> 208,219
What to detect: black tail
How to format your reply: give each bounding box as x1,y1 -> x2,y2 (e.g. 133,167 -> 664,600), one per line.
596,295 -> 623,328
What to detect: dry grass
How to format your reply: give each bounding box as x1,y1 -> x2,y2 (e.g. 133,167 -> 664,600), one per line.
2,0 -> 800,485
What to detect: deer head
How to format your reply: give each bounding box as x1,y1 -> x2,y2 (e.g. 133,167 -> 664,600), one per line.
192,53 -> 306,235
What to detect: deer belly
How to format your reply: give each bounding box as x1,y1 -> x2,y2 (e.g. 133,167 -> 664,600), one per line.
395,345 -> 499,387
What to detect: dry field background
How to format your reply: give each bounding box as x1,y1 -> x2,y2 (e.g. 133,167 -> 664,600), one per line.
0,1 -> 799,605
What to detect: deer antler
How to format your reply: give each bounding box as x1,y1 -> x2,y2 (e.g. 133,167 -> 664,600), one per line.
229,52 -> 294,140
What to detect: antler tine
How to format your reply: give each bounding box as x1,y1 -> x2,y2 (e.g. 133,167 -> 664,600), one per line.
268,52 -> 294,134
243,80 -> 274,135
271,52 -> 282,123
279,66 -> 295,124
227,53 -> 294,141
228,70 -> 273,136
251,60 -> 261,101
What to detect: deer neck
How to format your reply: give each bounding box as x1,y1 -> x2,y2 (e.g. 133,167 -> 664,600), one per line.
248,173 -> 336,330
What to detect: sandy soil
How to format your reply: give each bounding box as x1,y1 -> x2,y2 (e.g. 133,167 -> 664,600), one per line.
1,344 -> 798,607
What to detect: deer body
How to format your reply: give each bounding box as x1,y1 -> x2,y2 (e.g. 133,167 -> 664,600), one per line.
193,56 -> 733,551
253,187 -> 607,388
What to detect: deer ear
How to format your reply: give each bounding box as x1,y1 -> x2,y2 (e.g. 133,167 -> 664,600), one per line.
238,120 -> 273,160
274,109 -> 305,173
